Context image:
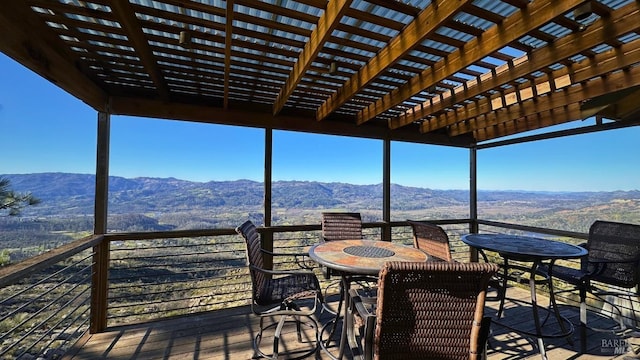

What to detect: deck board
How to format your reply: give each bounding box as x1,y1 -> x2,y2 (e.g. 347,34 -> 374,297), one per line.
65,286 -> 640,360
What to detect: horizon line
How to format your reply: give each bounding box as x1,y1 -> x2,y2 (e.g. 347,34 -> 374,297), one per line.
2,172 -> 639,193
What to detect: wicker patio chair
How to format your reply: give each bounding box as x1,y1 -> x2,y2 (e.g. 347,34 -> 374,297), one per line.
236,220 -> 323,360
407,220 -> 453,261
320,212 -> 372,292
320,212 -> 379,312
549,220 -> 640,353
347,261 -> 499,360
407,220 -> 504,304
321,212 -> 363,244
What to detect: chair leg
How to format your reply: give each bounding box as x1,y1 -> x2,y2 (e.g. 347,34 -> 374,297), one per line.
254,304 -> 320,359
478,317 -> 492,360
496,260 -> 509,318
323,266 -> 331,280
578,289 -> 640,355
254,317 -> 267,359
296,315 -> 303,342
630,295 -> 639,331
273,315 -> 287,359
580,286 -> 587,354
345,298 -> 361,360
323,281 -> 345,345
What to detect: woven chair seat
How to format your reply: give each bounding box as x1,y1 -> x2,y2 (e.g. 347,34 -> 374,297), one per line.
256,274 -> 321,306
547,262 -> 587,283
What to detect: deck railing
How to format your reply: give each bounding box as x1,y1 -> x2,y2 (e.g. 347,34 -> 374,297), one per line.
101,221 -> 473,327
0,236 -> 101,360
1,220 -> 638,359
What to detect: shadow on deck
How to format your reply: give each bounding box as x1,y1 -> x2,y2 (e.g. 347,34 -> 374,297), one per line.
65,287 -> 640,360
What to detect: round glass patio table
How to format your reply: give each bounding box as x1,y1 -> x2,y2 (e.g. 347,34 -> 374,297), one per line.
462,233 -> 588,360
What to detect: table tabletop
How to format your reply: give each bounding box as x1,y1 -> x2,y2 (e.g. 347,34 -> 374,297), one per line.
461,233 -> 587,261
308,239 -> 428,275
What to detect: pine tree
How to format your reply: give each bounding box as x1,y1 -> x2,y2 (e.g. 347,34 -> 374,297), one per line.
0,177 -> 40,216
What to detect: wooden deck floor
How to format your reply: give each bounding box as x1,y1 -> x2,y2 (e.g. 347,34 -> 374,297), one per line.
65,287 -> 640,360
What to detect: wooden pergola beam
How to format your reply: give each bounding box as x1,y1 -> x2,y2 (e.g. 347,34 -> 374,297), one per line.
468,64 -> 640,141
315,0 -> 470,121
356,0 -> 585,126
474,103 -> 583,142
109,0 -> 171,101
272,0 -> 352,116
594,87 -> 640,120
398,1 -> 640,131
421,27 -> 640,134
108,96 -> 473,147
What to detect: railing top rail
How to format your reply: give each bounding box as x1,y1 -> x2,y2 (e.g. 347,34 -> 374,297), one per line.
0,234 -> 103,288
104,228 -> 237,241
476,219 -> 588,240
102,220 -> 475,241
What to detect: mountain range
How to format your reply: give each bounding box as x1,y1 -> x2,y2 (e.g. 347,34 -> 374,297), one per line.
3,172 -> 639,218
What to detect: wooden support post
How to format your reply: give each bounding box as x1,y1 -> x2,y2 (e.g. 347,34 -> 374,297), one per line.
469,146 -> 479,262
263,129 -> 273,270
91,111 -> 110,333
383,138 -> 392,241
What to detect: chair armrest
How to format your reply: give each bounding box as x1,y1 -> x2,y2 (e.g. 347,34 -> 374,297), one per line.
348,288 -> 376,360
579,258 -> 640,290
352,296 -> 375,320
260,248 -> 307,258
249,264 -> 317,277
259,248 -> 316,269
349,288 -> 376,322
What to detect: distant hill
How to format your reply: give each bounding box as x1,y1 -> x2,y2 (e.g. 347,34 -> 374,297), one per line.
3,172 -> 640,218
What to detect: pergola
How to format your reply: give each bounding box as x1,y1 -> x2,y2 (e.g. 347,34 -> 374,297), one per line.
2,0 -> 640,343
3,0 -> 640,141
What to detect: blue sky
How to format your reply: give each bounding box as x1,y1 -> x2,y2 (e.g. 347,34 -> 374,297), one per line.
1,53 -> 638,191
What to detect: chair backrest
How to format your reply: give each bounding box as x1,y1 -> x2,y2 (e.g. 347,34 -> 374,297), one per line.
586,220 -> 640,288
407,220 -> 452,262
235,220 -> 268,302
321,212 -> 363,241
374,261 -> 499,360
